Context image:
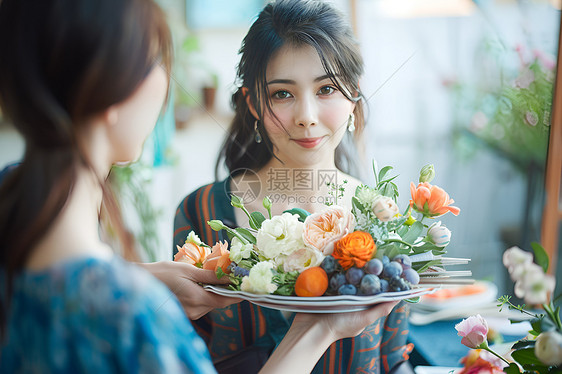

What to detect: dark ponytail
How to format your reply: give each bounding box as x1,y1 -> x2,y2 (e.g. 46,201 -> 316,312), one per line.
0,0 -> 172,338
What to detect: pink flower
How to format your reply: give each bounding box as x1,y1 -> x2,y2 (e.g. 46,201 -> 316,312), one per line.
202,241 -> 231,274
514,69 -> 535,89
458,349 -> 505,374
302,205 -> 355,255
524,110 -> 538,127
455,315 -> 489,349
174,243 -> 211,268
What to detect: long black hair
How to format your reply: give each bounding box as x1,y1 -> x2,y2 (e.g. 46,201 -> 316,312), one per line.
0,0 -> 172,337
215,0 -> 366,179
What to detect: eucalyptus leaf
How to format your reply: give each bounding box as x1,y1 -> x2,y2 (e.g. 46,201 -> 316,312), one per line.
402,221 -> 424,243
235,228 -> 256,244
250,211 -> 266,229
378,165 -> 393,183
283,208 -> 310,222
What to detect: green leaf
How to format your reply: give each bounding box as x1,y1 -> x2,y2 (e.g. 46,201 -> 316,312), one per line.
405,296 -> 421,303
216,267 -> 227,279
283,208 -> 310,222
402,221 -> 424,243
503,363 -> 521,374
511,340 -> 535,350
413,259 -> 441,273
249,211 -> 266,230
531,242 -> 549,273
511,347 -> 544,365
378,166 -> 393,183
235,228 -> 256,244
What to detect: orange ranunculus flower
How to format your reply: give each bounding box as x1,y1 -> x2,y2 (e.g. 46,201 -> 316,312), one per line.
174,243 -> 211,268
458,349 -> 505,374
332,231 -> 376,270
203,241 -> 231,273
410,182 -> 460,218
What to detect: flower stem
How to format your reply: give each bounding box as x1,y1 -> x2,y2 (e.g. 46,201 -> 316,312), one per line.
385,238 -> 413,248
483,347 -> 510,365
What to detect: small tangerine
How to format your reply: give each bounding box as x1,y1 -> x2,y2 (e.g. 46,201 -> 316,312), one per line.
294,267 -> 329,297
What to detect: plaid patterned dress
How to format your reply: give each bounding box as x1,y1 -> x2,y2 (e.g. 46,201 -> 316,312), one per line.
173,178 -> 413,374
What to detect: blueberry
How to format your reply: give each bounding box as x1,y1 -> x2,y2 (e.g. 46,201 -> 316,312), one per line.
382,256 -> 390,266
320,255 -> 337,275
360,274 -> 382,295
364,259 -> 383,276
380,279 -> 390,293
382,261 -> 403,278
346,267 -> 364,286
402,268 -> 420,285
233,266 -> 250,277
390,276 -> 410,292
393,254 -> 412,270
329,273 -> 346,293
338,284 -> 357,295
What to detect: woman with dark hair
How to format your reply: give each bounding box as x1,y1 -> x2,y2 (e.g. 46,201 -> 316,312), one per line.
0,0 -> 397,372
173,0 -> 413,373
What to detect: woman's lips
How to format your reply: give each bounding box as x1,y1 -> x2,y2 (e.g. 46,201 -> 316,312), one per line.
292,137 -> 324,148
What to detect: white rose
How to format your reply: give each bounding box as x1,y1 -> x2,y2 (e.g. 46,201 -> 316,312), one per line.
283,247 -> 324,273
428,221 -> 451,247
229,237 -> 253,263
514,265 -> 555,305
535,331 -> 562,366
240,261 -> 278,294
502,246 -> 534,282
256,213 -> 305,260
372,196 -> 399,222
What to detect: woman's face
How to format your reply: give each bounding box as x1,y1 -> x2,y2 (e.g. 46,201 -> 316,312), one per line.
110,66 -> 168,163
260,44 -> 356,168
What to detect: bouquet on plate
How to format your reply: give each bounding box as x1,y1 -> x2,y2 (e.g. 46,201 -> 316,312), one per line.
455,244 -> 560,374
175,164 -> 462,297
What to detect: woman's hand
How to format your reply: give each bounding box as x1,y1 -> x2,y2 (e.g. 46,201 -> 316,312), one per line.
293,300 -> 399,341
260,301 -> 399,374
138,261 -> 242,319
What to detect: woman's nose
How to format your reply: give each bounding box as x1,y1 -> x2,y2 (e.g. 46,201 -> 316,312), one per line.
295,95 -> 318,128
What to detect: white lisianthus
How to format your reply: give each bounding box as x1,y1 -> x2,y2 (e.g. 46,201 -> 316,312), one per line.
185,231 -> 204,246
502,246 -> 534,282
428,221 -> 451,247
229,237 -> 253,263
514,264 -> 556,305
356,185 -> 380,210
372,196 -> 399,222
240,261 -> 277,294
535,331 -> 562,366
256,213 -> 305,260
282,247 -> 324,273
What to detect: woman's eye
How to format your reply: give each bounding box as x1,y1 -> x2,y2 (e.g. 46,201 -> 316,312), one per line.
318,86 -> 335,95
273,90 -> 291,99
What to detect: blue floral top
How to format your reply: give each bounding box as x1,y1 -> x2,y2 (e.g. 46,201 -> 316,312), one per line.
0,256 -> 217,373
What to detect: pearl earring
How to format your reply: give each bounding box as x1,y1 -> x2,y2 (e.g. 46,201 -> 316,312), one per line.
347,113 -> 355,132
254,120 -> 262,143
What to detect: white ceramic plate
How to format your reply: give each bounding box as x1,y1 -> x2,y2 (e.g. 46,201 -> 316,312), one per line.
412,281 -> 497,312
203,285 -> 439,313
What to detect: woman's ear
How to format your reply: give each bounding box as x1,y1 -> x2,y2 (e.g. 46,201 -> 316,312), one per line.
103,106 -> 119,127
241,87 -> 259,120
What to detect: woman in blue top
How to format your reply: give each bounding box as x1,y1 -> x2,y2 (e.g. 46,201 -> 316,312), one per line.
0,0 -> 398,372
174,1 -> 413,373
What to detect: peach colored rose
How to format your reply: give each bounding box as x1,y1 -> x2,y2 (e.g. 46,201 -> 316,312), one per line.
303,205 -> 355,255
203,241 -> 231,273
372,196 -> 399,222
333,231 -> 376,270
458,350 -> 505,374
410,182 -> 460,217
174,243 -> 211,268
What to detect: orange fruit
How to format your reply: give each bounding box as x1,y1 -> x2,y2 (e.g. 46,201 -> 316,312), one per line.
294,267 -> 329,297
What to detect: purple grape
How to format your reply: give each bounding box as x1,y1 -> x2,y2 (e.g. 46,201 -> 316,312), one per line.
360,274 -> 381,295
402,268 -> 420,285
382,261 -> 403,278
321,255 -> 337,275
346,267 -> 364,286
338,284 -> 357,295
364,259 -> 383,276
389,276 -> 410,292
393,254 -> 412,270
380,279 -> 390,293
329,273 -> 346,293
382,256 -> 390,266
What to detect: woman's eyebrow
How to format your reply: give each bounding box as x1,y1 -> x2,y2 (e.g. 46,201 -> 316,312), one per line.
267,75 -> 335,85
